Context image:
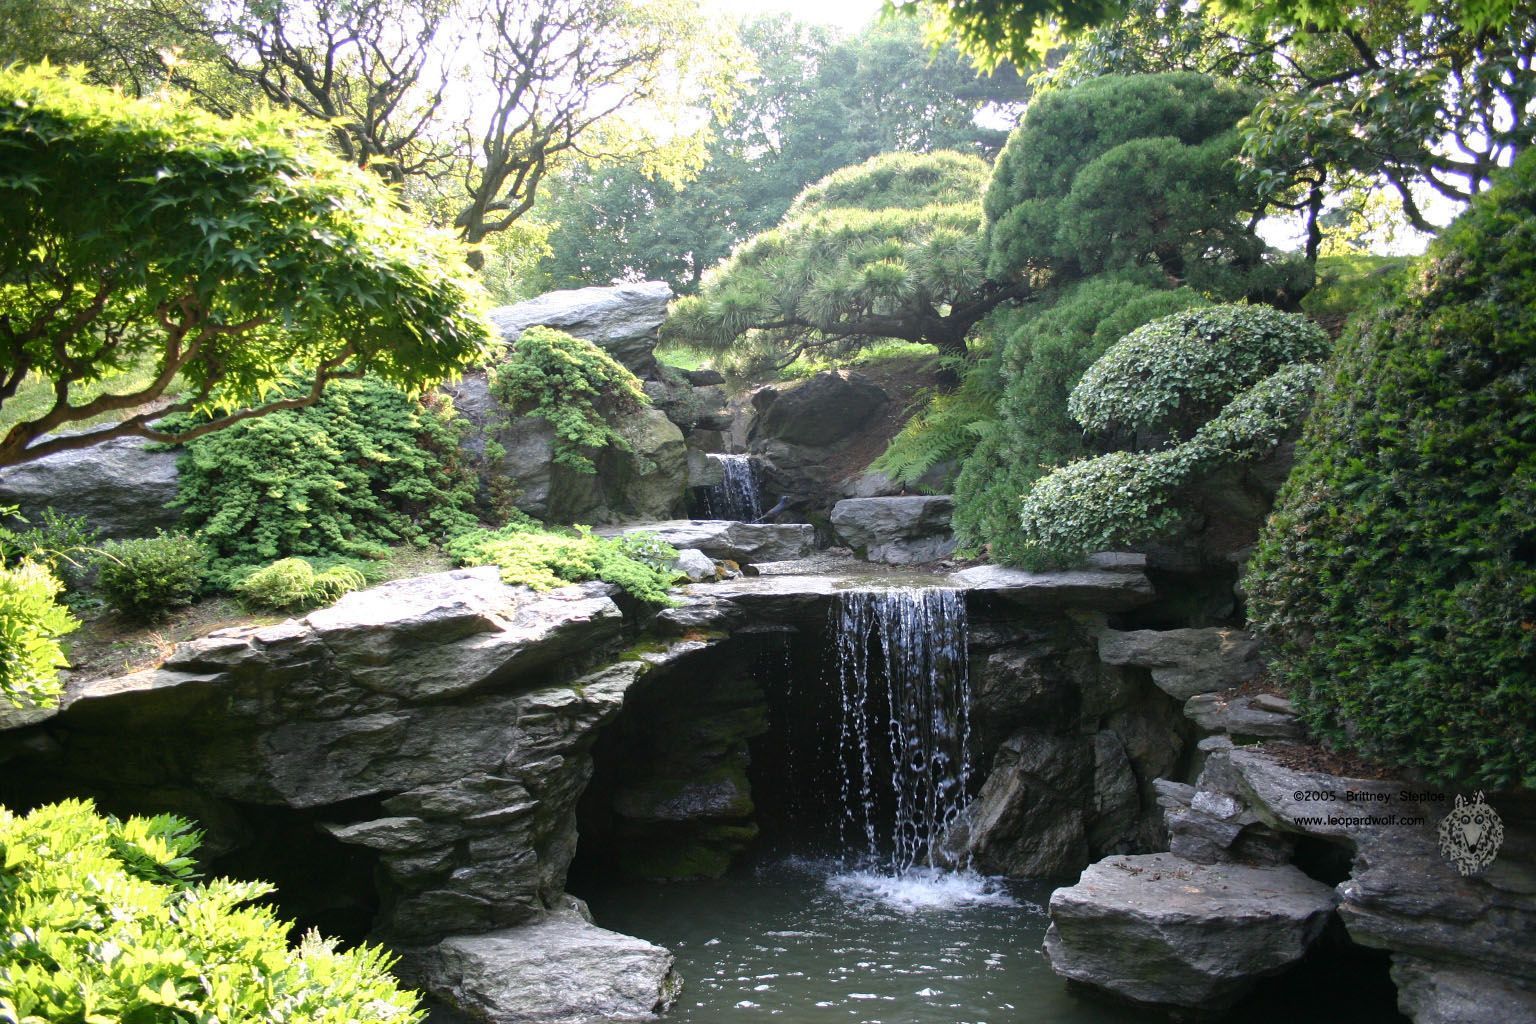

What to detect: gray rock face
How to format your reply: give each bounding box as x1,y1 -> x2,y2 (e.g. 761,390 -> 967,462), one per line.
403,898 -> 680,1024
1223,748 -> 1536,991
0,436 -> 181,539
1391,958 -> 1536,1024
14,568 -> 636,944
671,548 -> 718,583
1044,853 -> 1337,1011
603,519 -> 816,564
950,564 -> 1156,611
752,371 -> 887,447
1140,745 -> 1536,1021
830,495 -> 957,564
490,281 -> 673,375
1097,627 -> 1261,700
948,730 -> 1093,877
456,389 -> 686,524
1184,690 -> 1304,740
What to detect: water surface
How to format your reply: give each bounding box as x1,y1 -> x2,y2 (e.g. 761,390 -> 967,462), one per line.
582,856 -> 1156,1024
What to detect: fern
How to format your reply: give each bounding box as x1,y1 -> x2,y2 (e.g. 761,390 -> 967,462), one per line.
873,352 -> 1001,488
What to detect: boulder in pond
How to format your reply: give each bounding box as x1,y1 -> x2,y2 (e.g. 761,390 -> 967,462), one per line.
401,897 -> 680,1024
1044,852 -> 1337,1011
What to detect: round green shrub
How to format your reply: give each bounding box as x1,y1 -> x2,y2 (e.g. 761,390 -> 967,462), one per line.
1017,363 -> 1321,564
95,532 -> 208,622
489,326 -> 649,474
1245,151 -> 1536,789
0,558 -> 79,707
951,273 -> 1206,561
1069,304 -> 1330,437
234,558 -> 368,611
0,799 -> 421,1024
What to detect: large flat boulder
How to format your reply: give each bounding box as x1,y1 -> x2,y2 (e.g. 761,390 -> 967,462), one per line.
602,519 -> 815,564
1044,852 -> 1337,1011
950,564 -> 1155,611
5,568 -> 639,944
403,898 -> 680,1024
1097,626 -> 1262,700
830,495 -> 957,564
0,435 -> 181,539
489,281 -> 672,375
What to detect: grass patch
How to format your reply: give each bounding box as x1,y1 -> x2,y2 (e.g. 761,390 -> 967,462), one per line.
0,361 -> 183,437
653,341 -> 715,372
1303,254 -> 1411,316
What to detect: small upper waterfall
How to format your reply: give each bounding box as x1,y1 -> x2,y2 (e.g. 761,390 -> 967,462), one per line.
698,454 -> 764,522
829,587 -> 972,874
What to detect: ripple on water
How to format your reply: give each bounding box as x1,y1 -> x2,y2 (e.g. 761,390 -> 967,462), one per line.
825,867 -> 1021,914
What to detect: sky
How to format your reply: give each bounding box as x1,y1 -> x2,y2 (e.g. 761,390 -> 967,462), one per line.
704,0 -> 886,34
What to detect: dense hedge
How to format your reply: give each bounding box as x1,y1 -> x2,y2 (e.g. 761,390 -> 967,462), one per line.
951,273 -> 1205,561
1019,362 -> 1320,564
1245,151 -> 1536,789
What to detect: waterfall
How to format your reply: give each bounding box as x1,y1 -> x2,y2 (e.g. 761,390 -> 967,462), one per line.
699,454 -> 763,522
830,587 -> 971,874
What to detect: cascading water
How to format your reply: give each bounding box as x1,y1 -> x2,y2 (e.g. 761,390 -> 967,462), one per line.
829,587 -> 972,875
698,454 -> 763,522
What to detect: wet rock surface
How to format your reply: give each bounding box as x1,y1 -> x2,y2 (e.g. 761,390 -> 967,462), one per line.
1044,852 -> 1338,1011
401,897 -> 680,1024
1096,626 -> 1261,700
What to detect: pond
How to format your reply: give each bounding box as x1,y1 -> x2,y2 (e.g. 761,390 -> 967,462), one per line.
581,854 -> 1156,1024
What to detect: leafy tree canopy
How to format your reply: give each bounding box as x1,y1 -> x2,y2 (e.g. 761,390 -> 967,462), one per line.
664,151 -> 1025,373
983,72 -> 1266,286
0,0 -> 745,268
1039,0 -> 1536,244
890,0 -> 1527,64
0,65 -> 488,467
532,15 -> 1028,294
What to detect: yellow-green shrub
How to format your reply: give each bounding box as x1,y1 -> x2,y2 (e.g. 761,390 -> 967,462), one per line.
0,559 -> 79,708
233,558 -> 368,611
0,799 -> 422,1024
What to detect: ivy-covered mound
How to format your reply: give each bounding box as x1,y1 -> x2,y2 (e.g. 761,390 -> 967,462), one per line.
0,800 -> 420,1024
1245,151 -> 1536,790
488,325 -> 649,474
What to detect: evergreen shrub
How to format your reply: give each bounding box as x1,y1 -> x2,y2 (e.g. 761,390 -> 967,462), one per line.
172,378 -> 476,576
1245,151 -> 1536,788
233,558 -> 368,611
95,532 -> 208,621
488,326 -> 649,474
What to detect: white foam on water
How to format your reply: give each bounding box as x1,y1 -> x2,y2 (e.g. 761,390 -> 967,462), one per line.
825,867 -> 1018,913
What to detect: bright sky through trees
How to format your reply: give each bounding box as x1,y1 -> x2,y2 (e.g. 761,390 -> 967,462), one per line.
707,0 -> 882,32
